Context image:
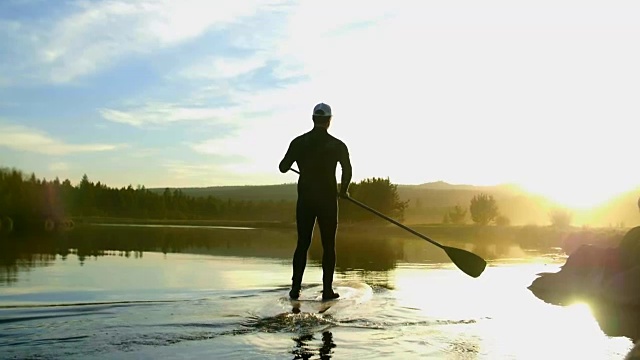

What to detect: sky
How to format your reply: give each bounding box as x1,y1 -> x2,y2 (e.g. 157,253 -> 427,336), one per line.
0,0 -> 639,209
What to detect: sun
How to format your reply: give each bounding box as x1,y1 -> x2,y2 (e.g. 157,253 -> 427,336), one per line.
522,181 -> 626,210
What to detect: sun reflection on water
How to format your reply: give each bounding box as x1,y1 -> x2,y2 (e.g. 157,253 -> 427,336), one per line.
391,263 -> 633,359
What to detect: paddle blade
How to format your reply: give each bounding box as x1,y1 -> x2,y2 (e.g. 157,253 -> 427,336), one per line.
443,246 -> 487,278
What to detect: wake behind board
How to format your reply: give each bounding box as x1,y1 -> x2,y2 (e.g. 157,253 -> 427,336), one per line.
280,281 -> 373,315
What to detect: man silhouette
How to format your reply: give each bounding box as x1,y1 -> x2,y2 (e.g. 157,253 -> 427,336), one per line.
279,102 -> 352,300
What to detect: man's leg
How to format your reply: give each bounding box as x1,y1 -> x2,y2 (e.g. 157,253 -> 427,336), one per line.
291,198 -> 316,299
317,199 -> 338,299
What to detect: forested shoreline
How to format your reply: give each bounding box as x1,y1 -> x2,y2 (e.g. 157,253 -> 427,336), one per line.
0,168 -> 407,234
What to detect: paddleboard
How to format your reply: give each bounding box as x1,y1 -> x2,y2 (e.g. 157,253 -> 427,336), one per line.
281,281 -> 373,315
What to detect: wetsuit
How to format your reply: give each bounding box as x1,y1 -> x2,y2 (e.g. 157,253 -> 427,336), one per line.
279,126 -> 352,292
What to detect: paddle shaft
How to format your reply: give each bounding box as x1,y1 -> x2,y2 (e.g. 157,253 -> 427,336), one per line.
344,196 -> 445,250
288,167 -> 487,277
288,168 -> 443,250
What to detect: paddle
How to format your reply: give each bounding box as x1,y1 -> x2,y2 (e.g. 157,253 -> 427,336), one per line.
289,168 -> 487,278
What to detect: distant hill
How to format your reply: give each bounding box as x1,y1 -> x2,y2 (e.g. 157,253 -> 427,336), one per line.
149,182 -> 639,227
149,183 -> 299,201
150,181 -> 554,225
412,180 -> 523,193
148,181 -> 521,203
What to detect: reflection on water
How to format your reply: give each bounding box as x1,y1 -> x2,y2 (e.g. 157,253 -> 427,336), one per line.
0,223 -> 638,359
592,302 -> 640,345
0,223 -> 566,285
529,273 -> 640,357
292,331 -> 335,360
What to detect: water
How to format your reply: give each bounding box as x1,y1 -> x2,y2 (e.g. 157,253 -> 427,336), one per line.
0,225 -> 637,359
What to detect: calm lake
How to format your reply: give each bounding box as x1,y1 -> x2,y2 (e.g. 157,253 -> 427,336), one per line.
1,224 -> 637,359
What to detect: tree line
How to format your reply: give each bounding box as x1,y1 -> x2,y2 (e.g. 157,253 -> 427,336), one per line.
0,168 -> 408,232
1,166 -> 579,234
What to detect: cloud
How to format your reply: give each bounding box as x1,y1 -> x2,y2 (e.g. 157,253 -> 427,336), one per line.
1,0 -> 285,83
179,54 -> 268,80
6,0 -> 639,192
0,123 -> 122,155
99,103 -> 242,127
68,1 -> 389,130
98,57 -> 305,128
94,1 -> 640,165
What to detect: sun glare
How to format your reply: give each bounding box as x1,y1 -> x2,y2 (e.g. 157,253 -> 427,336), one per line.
523,182 -> 627,210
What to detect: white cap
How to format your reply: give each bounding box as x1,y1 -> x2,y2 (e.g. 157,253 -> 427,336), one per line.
313,103 -> 332,117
